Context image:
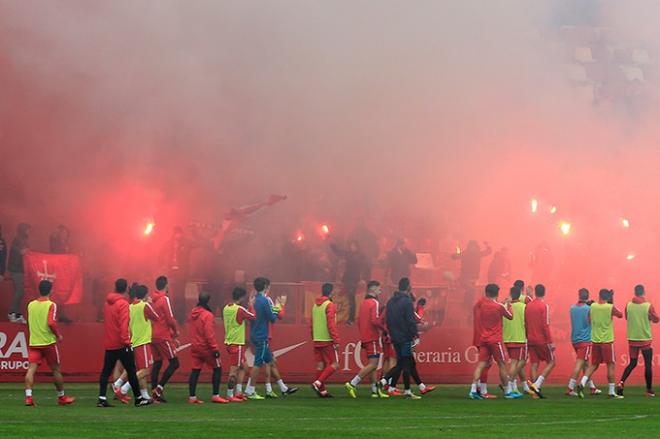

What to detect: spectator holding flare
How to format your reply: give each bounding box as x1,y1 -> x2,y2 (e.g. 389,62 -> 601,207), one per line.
150,276 -> 180,403
379,278 -> 422,400
345,280 -> 389,398
97,279 -> 144,407
24,280 -> 75,406
245,277 -> 280,400
566,288 -> 601,397
188,291 -> 228,404
502,286 -> 526,398
223,286 -> 255,402
525,284 -> 556,399
311,283 -> 340,398
617,284 -> 659,397
577,289 -> 624,399
468,284 -> 521,400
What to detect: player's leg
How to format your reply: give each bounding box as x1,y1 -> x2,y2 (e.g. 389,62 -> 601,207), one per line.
642,348 -> 654,395
24,361 -> 38,405
567,358 -> 585,396
347,344 -> 378,397
227,365 -> 239,400
315,346 -> 339,397
264,362 -> 276,397
49,348 -> 75,405
156,355 -> 179,396
98,350 -> 119,406
246,342 -> 266,398
188,368 -> 202,403
618,345 -> 638,396
470,358 -> 488,399
478,361 -> 492,396
211,366 -> 225,402
236,365 -> 246,397
606,362 -> 620,398
270,358 -> 297,395
151,359 -> 163,391
118,347 -> 143,402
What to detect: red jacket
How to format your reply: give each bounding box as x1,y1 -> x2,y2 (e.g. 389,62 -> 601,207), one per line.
525,298 -> 552,345
358,296 -> 385,343
312,296 -> 340,347
103,292 -> 131,350
188,305 -> 219,354
151,290 -> 179,342
476,298 -> 512,344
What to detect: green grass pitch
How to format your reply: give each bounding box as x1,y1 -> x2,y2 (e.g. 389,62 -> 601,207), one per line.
0,383 -> 658,438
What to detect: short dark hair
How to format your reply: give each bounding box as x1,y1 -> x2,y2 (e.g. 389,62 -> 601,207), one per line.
599,288 -> 612,301
535,284 -> 546,297
398,277 -> 411,292
39,280 -> 52,296
322,283 -> 334,296
254,277 -> 268,293
367,280 -> 380,291
510,287 -> 521,300
155,276 -> 168,291
115,278 -> 128,293
578,288 -> 589,301
485,284 -> 499,298
513,280 -> 524,290
135,284 -> 148,300
232,287 -> 247,301
635,284 -> 645,296
198,291 -> 211,306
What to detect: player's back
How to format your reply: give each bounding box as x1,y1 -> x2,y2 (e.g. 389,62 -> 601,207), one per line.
570,303 -> 591,344
525,299 -> 549,344
358,297 -> 380,342
479,299 -> 506,343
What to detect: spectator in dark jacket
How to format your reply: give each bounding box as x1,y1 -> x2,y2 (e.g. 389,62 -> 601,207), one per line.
380,277 -> 420,398
330,240 -> 370,324
8,223 -> 30,323
385,239 -> 417,286
0,225 -> 7,281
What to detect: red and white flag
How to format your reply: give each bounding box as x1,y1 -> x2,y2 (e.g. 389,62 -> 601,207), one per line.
23,251 -> 83,304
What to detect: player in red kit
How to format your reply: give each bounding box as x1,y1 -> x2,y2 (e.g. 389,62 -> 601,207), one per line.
150,276 -> 180,402
525,284 -> 555,399
24,280 -> 75,406
311,283 -> 340,398
469,284 -> 520,400
345,280 -> 389,398
472,291 -> 497,398
188,291 -> 228,404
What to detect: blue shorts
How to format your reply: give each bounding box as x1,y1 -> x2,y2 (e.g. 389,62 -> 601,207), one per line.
394,341 -> 413,358
252,340 -> 273,366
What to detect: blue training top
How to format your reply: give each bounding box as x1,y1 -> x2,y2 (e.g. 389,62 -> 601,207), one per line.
249,292 -> 278,343
570,303 -> 591,344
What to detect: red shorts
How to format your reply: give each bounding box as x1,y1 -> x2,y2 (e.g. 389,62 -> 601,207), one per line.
591,342 -> 615,365
28,344 -> 60,367
382,341 -> 396,360
152,340 -> 177,362
225,344 -> 246,368
528,344 -> 554,363
572,342 -> 592,361
505,343 -> 527,361
314,345 -> 339,365
478,342 -> 507,363
191,351 -> 221,370
134,344 -> 153,370
361,340 -> 382,358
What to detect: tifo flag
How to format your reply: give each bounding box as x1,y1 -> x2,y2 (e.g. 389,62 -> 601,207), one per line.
23,251 -> 83,304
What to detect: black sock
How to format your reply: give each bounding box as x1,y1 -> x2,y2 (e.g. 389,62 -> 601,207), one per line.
189,369 -> 201,397
151,361 -> 163,390
620,358 -> 638,383
212,367 -> 222,395
159,357 -> 180,388
643,349 -> 653,390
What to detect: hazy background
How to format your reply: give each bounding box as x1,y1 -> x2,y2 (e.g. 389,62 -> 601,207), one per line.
2,0 -> 660,295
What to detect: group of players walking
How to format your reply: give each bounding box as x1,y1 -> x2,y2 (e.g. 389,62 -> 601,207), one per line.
470,280 -> 657,400
20,273 -> 658,406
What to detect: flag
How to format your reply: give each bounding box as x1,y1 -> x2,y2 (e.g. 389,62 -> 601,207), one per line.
23,251 -> 83,304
